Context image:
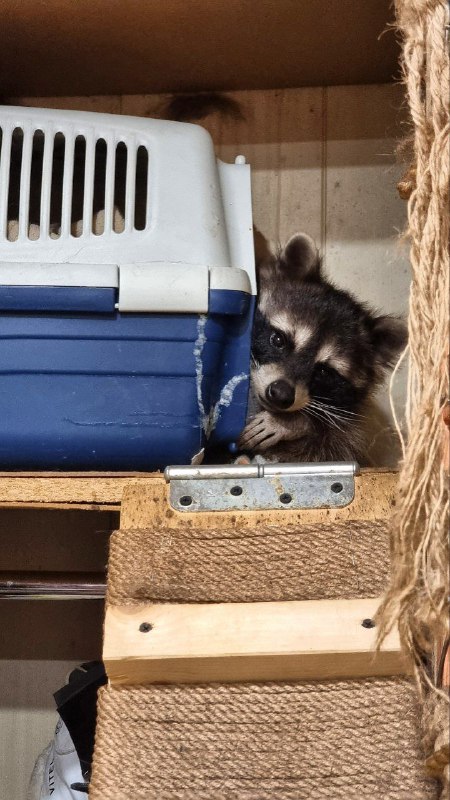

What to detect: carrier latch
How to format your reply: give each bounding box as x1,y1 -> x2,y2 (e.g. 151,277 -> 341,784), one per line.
164,462 -> 359,512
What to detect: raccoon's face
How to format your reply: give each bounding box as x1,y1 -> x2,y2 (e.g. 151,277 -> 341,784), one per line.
252,233 -> 407,418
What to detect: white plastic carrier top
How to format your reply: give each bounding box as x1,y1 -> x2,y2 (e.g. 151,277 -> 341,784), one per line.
0,106 -> 256,311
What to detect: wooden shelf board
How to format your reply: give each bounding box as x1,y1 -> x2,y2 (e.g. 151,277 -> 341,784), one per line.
0,1 -> 399,97
0,472 -> 156,510
0,468 -> 397,514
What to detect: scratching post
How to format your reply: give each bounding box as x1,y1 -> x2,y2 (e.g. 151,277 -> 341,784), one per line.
378,0 -> 450,793
90,474 -> 437,798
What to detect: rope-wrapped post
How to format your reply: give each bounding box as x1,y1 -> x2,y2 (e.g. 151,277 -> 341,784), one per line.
378,0 -> 450,793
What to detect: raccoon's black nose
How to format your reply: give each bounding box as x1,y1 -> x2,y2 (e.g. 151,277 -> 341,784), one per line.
266,380 -> 295,410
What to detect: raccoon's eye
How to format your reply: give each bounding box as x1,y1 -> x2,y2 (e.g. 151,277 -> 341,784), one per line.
315,362 -> 336,379
270,330 -> 286,349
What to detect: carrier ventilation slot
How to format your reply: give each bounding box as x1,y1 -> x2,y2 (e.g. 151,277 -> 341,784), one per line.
93,138 -> 107,235
0,125 -> 150,241
29,131 -> 44,239
134,145 -> 148,231
71,135 -> 86,238
7,128 -> 24,241
114,142 -> 127,233
49,133 -> 65,239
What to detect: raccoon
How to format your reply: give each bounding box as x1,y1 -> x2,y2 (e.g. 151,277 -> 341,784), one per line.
238,233 -> 407,463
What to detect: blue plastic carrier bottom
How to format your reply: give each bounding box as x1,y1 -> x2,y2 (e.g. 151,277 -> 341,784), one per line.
0,302 -> 254,470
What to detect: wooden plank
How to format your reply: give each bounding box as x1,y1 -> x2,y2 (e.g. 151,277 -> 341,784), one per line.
0,473 -> 155,508
0,502 -> 119,512
104,597 -> 408,685
1,1 -> 399,97
120,469 -> 397,529
0,468 -> 397,521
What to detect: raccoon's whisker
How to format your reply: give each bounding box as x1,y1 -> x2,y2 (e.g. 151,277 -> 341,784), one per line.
314,406 -> 359,423
313,398 -> 365,419
310,404 -> 364,425
332,409 -> 364,419
308,402 -> 349,433
303,407 -> 334,429
302,406 -> 326,423
305,403 -> 345,433
302,404 -> 330,424
324,407 -> 364,420
312,399 -> 357,416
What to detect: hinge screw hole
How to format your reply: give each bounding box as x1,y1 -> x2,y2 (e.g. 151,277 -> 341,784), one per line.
179,495 -> 193,507
331,482 -> 343,494
230,485 -> 243,496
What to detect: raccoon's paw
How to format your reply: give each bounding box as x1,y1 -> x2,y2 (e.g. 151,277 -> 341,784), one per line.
238,411 -> 292,452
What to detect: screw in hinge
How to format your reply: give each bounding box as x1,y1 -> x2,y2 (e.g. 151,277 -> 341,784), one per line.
331,482 -> 343,494
279,492 -> 292,505
179,495 -> 193,507
230,485 -> 243,496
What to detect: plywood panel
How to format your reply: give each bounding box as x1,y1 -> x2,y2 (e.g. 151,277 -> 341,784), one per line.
0,473 -> 152,508
5,95 -> 122,114
0,1 -> 399,97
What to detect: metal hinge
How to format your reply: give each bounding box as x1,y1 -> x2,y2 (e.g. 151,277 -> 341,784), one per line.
165,462 -> 359,512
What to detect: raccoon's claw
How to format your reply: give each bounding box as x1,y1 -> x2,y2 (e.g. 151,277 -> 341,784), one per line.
238,411 -> 287,451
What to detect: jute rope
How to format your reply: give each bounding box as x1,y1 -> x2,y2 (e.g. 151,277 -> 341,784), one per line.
106,519 -> 390,605
89,678 -> 437,799
378,0 -> 450,792
92,517 -> 438,797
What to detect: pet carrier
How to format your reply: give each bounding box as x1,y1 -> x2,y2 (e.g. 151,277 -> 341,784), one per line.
0,106 -> 255,469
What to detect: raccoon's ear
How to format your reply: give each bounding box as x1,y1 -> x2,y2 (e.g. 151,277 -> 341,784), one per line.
280,233 -> 322,282
371,315 -> 408,368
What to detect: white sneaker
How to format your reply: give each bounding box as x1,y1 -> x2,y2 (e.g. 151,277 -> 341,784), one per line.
27,718 -> 86,800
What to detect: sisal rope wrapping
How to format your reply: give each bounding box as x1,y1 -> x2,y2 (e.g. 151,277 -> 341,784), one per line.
91,518 -> 438,796
89,678 -> 437,799
106,520 -> 390,605
378,0 -> 450,793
